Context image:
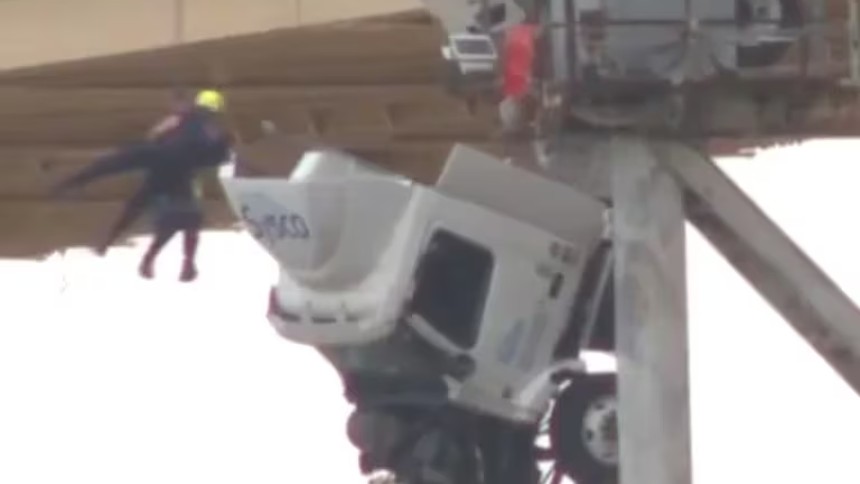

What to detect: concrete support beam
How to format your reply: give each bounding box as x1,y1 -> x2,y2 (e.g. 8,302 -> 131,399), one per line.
655,141 -> 860,396
610,137 -> 693,484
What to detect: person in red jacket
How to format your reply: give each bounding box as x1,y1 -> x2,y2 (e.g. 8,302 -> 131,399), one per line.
498,22 -> 539,134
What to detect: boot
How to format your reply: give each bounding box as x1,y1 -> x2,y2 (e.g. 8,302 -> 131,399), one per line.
179,258 -> 198,282
94,239 -> 111,257
139,256 -> 155,279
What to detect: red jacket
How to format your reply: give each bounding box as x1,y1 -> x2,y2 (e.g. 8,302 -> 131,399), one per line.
502,23 -> 538,100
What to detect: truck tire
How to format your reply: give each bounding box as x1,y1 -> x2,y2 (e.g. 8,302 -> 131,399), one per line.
549,372 -> 618,484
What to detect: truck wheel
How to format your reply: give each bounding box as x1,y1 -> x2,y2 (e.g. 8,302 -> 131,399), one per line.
549,373 -> 618,484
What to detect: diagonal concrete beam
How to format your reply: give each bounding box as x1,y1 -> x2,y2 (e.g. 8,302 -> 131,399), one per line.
652,141 -> 860,396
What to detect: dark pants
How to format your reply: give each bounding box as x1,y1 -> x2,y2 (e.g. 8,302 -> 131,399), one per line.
54,142 -> 205,258
52,142 -> 162,195
141,194 -> 203,265
97,182 -> 203,257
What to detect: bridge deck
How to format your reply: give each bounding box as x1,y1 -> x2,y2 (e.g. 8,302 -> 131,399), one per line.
1,5 -> 859,258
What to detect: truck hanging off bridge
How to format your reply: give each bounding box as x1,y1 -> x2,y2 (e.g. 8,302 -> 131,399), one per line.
220,145 -> 619,484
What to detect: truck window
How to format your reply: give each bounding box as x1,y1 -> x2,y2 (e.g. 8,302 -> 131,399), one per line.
409,229 -> 493,349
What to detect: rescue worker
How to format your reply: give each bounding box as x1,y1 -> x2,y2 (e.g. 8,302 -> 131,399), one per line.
136,150 -> 207,281
51,88 -> 233,281
134,89 -> 232,281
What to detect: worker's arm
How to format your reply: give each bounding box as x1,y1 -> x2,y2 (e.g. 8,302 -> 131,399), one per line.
146,114 -> 182,140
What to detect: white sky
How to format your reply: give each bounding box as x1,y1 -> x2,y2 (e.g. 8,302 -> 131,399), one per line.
1,139 -> 860,483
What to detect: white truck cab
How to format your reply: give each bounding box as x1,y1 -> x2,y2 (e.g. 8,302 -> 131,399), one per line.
219,144 -> 619,484
220,144 -> 609,422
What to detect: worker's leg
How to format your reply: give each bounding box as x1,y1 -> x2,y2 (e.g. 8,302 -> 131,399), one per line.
94,184 -> 153,256
138,224 -> 178,279
138,197 -> 180,279
139,195 -> 175,278
180,228 -> 200,282
51,142 -> 162,196
179,208 -> 204,282
139,195 -> 201,280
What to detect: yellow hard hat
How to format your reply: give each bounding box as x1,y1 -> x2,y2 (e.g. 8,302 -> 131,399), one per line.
195,89 -> 225,112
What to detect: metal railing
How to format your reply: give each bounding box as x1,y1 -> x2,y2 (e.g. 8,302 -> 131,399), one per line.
530,1 -> 860,87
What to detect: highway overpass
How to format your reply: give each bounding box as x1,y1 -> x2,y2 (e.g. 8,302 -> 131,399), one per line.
0,0 -> 850,258
0,0 -> 499,258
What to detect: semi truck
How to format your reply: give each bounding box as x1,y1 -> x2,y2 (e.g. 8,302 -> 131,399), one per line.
218,145 -> 619,484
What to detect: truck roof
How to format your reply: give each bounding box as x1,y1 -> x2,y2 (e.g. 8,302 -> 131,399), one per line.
435,144 -> 607,244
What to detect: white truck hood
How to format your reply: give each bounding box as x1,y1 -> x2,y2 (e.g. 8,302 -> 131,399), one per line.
218,149 -> 419,344
221,149 -> 414,288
